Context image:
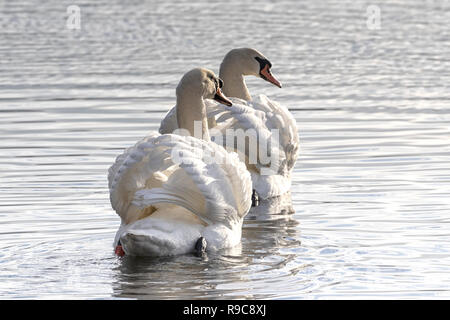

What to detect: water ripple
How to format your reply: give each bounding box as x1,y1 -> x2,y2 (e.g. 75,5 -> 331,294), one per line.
1,0 -> 450,299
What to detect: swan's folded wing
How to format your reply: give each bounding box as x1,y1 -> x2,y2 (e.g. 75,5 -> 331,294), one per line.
157,135 -> 252,224
185,139 -> 253,222
205,98 -> 285,175
108,132 -> 174,220
109,133 -> 252,226
251,94 -> 300,174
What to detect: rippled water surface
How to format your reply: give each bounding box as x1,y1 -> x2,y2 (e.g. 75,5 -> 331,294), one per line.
1,0 -> 450,299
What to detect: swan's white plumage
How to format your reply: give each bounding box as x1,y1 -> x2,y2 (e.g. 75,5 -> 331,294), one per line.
159,94 -> 299,199
108,132 -> 252,256
253,95 -> 299,175
159,106 -> 178,135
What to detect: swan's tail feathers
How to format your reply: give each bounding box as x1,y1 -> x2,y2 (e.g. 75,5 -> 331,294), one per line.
132,169 -> 208,224
108,133 -> 252,227
132,189 -> 204,220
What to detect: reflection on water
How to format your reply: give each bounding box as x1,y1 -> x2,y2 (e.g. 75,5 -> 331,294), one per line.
248,192 -> 296,218
1,0 -> 450,299
113,197 -> 300,299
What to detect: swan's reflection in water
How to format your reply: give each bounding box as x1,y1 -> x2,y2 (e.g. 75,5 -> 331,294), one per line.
112,193 -> 301,299
248,192 -> 296,218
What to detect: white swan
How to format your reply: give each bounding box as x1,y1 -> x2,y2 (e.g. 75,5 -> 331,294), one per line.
108,68 -> 253,257
159,48 -> 299,200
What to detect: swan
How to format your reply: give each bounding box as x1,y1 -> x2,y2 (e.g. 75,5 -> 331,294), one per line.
159,48 -> 299,200
108,68 -> 253,257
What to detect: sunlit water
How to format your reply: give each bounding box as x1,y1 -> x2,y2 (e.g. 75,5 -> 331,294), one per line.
1,0 -> 449,299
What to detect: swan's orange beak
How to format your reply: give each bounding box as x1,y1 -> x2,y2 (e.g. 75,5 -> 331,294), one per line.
214,87 -> 232,106
261,64 -> 282,88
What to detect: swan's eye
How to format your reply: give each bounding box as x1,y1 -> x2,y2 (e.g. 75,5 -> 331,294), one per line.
209,76 -> 221,90
255,57 -> 272,71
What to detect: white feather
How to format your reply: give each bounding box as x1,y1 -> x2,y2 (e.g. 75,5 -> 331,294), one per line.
109,132 -> 252,256
158,94 -> 299,199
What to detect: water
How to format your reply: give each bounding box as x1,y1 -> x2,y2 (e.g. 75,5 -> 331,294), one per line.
1,0 -> 449,299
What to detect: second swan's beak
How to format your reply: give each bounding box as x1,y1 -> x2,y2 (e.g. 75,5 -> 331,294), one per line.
260,64 -> 282,88
214,87 -> 232,106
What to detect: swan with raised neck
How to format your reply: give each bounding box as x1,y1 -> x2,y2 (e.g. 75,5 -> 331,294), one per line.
109,68 -> 252,257
175,68 -> 231,141
219,48 -> 282,101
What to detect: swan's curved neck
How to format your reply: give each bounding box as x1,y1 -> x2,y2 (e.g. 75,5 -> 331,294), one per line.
220,61 -> 252,101
176,91 -> 210,141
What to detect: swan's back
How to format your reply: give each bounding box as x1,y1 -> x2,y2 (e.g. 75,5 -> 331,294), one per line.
108,133 -> 252,227
206,95 -> 299,176
204,95 -> 299,199
251,94 -> 300,174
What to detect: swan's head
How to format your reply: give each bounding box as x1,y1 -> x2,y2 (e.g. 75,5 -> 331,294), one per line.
176,68 -> 232,106
220,48 -> 282,88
